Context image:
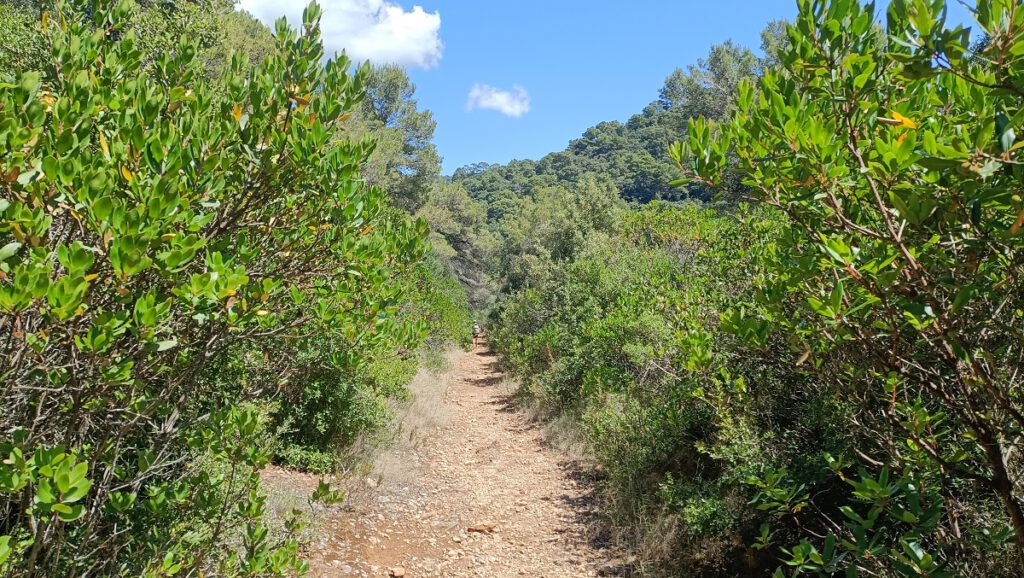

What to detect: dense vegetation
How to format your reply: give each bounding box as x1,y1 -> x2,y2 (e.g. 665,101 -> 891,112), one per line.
3,0 -> 1023,577
482,1 -> 1024,576
0,0 -> 470,575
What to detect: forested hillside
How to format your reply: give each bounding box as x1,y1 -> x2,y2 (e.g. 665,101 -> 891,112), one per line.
450,26 -> 783,216
2,0 -> 1024,577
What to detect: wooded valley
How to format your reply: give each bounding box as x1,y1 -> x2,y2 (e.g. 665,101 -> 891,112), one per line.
1,0 -> 1023,576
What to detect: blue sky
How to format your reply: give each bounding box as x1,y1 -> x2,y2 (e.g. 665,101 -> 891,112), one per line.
409,0 -> 799,173
240,0 -> 978,174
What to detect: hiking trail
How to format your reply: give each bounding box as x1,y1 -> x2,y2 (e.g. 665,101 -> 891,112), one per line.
265,346 -> 627,578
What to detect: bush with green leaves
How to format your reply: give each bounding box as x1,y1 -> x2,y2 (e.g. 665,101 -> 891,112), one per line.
0,0 -> 275,81
0,3 -> 48,79
490,202 -> 821,576
676,0 -> 1024,574
407,250 -> 474,350
263,245 -> 470,473
0,0 -> 429,574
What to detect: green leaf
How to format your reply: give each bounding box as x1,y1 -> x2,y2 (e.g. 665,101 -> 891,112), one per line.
156,339 -> 178,352
56,503 -> 85,522
92,196 -> 114,221
0,535 -> 11,566
0,242 -> 22,262
950,285 -> 975,314
63,480 -> 91,503
42,156 -> 58,180
107,491 -> 136,513
35,479 -> 55,505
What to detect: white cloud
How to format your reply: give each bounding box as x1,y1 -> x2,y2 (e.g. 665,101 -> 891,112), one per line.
238,0 -> 443,69
465,84 -> 531,118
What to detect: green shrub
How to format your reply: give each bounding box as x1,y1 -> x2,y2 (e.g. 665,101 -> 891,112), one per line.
0,3 -> 47,78
266,247 -> 470,464
678,0 -> 1024,574
491,202 -> 797,575
275,445 -> 342,475
407,250 -> 473,350
0,0 -> 427,574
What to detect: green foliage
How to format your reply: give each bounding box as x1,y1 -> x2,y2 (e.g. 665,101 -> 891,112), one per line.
417,181 -> 497,310
407,251 -> 474,349
0,0 -> 275,81
490,202 -> 816,575
275,445 -> 342,475
657,40 -> 762,122
496,174 -> 624,290
202,7 -> 277,74
0,3 -> 47,78
267,246 -> 471,469
129,0 -> 276,77
677,0 -> 1024,575
0,0 -> 437,574
348,64 -> 441,211
130,0 -> 235,69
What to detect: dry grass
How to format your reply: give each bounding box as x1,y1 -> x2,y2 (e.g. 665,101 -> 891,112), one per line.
259,464 -> 336,550
365,346 -> 465,487
261,347 -> 468,542
504,378 -> 709,577
540,410 -> 592,463
508,378 -> 594,465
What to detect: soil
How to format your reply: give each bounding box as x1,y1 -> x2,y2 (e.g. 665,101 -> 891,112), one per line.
266,346 -> 628,578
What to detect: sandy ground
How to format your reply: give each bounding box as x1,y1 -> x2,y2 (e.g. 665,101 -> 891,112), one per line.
266,346 -> 627,578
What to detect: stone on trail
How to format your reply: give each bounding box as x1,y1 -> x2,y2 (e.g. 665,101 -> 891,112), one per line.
467,522 -> 497,534
388,567 -> 406,577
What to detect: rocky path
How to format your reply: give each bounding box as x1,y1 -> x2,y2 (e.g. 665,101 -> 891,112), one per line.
297,346 -> 622,578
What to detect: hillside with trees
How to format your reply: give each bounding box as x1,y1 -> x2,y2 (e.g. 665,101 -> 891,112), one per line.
450,25 -> 784,214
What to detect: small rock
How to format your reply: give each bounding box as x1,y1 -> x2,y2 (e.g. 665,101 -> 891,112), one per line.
389,568 -> 406,578
467,522 -> 497,534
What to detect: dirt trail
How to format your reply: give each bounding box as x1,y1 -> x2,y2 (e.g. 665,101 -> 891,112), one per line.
294,346 -> 623,577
